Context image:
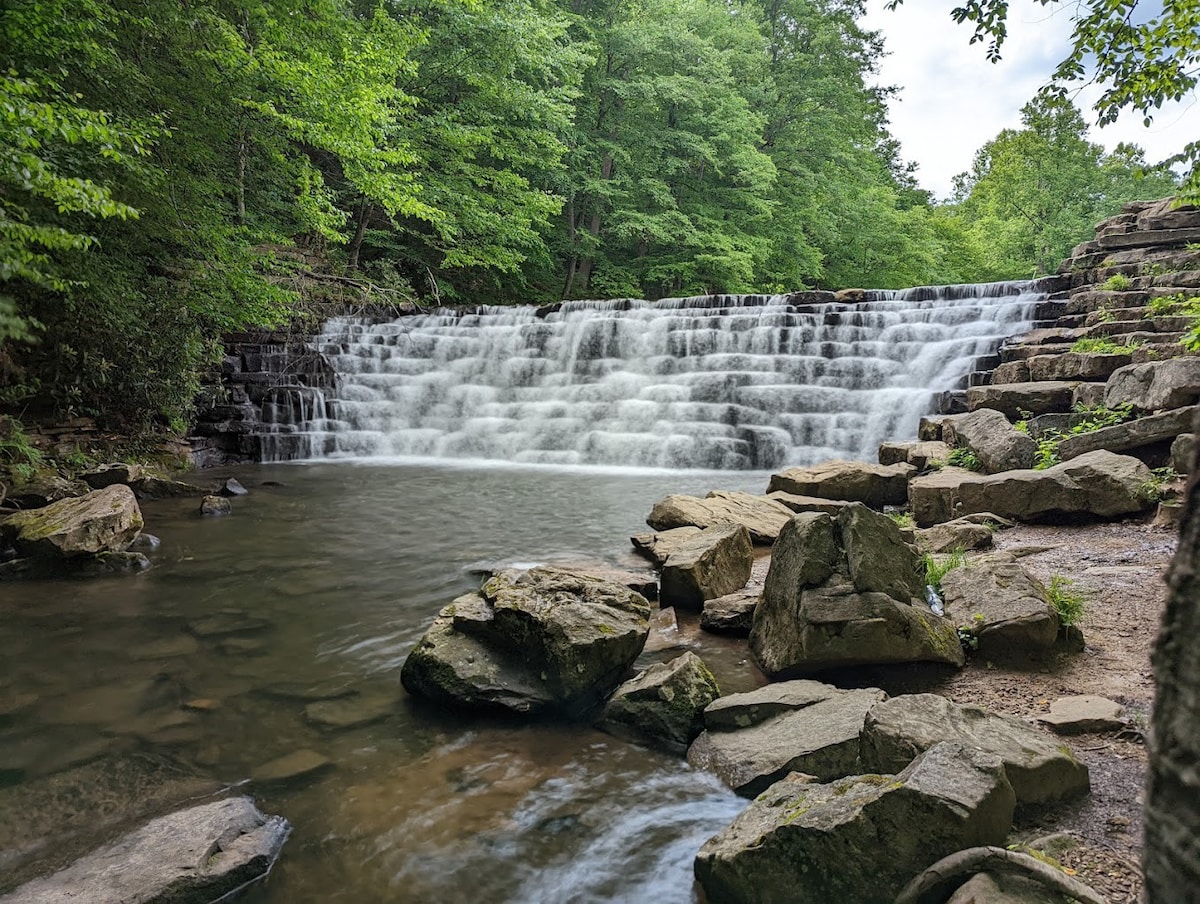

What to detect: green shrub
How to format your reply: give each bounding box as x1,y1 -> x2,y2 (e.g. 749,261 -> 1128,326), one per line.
948,447 -> 981,471
1032,403 -> 1134,469
1102,273 -> 1132,291
923,548 -> 966,594
1046,575 -> 1086,626
1070,336 -> 1123,354
888,511 -> 915,530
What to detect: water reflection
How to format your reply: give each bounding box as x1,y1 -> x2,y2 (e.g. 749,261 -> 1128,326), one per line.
0,461 -> 763,902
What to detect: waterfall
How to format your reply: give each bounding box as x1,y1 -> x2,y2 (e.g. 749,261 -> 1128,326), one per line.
265,282 -> 1046,469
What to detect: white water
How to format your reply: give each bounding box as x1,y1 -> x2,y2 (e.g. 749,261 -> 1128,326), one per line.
265,283 -> 1044,468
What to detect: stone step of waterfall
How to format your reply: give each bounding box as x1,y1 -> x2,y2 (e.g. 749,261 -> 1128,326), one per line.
1085,320 -> 1191,337
968,371 -> 991,387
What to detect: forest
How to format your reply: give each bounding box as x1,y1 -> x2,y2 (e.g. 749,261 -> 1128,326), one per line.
0,0 -> 1189,431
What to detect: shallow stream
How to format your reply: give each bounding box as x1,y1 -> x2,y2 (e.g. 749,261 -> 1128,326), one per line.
0,461 -> 775,902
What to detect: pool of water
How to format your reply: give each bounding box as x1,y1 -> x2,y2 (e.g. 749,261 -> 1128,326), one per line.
0,461 -> 772,902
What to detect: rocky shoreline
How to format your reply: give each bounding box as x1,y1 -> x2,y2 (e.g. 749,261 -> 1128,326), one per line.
1,198 -> 1196,901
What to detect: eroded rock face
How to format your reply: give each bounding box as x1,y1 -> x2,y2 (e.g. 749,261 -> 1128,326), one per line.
659,525 -> 752,610
630,526 -> 702,567
908,450 -> 1154,526
0,484 -> 143,559
766,460 -> 915,507
700,589 -> 759,636
861,694 -> 1089,806
0,796 -> 290,904
750,506 -> 963,676
645,491 -> 792,543
1106,358 -> 1200,412
941,556 -> 1060,656
597,651 -> 720,755
944,408 -> 1035,474
693,742 -> 1015,904
400,567 -> 651,718
687,681 -> 886,796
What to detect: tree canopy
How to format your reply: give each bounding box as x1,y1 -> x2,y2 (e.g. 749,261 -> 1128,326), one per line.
0,0 -> 1186,430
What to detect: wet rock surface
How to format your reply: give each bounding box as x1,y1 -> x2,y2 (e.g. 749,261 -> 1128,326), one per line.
598,651 -> 720,755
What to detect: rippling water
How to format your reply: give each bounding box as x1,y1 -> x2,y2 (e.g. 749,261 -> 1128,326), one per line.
0,461 -> 770,902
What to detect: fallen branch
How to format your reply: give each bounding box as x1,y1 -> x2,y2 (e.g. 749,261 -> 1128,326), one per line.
894,845 -> 1107,904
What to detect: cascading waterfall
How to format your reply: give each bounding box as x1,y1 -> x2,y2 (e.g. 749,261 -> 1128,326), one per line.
265,281 -> 1046,469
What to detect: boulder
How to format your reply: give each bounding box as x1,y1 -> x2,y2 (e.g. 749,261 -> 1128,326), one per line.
914,519 -> 995,554
947,872 -> 1066,904
1027,351 -> 1133,381
764,492 -> 851,515
700,589 -> 759,636
220,478 -> 249,496
908,451 -> 1154,526
645,491 -> 791,543
877,440 -> 952,471
940,556 -> 1060,655
400,567 -> 651,718
767,459 -> 915,507
1055,405 -> 1195,461
1171,432 -> 1195,474
1073,381 -> 1106,408
0,796 -> 290,904
5,475 -> 88,509
0,484 -> 142,560
597,651 -> 720,755
129,476 -> 213,499
659,525 -> 753,610
944,408 -> 1035,473
80,463 -> 146,489
861,694 -> 1090,806
1037,695 -> 1127,734
966,381 -> 1079,418
1105,358 -> 1200,412
750,506 -> 964,676
694,742 -> 1015,904
630,526 -> 702,567
687,681 -> 886,796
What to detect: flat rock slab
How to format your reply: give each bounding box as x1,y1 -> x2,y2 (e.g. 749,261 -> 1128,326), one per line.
645,491 -> 792,543
687,684 -> 886,797
700,589 -> 759,636
966,381 -> 1078,418
1056,405 -> 1196,461
914,520 -> 995,554
1037,695 -> 1126,734
694,742 -> 1015,904
908,450 -> 1154,526
251,749 -> 333,784
862,693 -> 1090,807
305,693 -> 399,730
0,796 -> 290,904
767,460 -> 915,507
630,526 -> 703,567
878,440 -> 951,470
765,492 -> 851,515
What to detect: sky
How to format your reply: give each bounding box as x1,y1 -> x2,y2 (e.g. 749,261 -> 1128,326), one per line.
859,0 -> 1200,200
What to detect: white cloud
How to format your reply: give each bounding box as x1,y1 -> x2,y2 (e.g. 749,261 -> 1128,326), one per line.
861,0 -> 1200,199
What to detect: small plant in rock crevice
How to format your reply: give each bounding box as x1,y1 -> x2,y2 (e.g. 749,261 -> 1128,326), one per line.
947,447 -> 981,471
1032,402 -> 1135,469
1101,273 -> 1132,291
1046,575 -> 1086,626
922,548 -> 966,595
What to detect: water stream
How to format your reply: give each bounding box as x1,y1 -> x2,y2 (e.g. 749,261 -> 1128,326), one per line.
0,463 -> 771,903
264,283 -> 1044,467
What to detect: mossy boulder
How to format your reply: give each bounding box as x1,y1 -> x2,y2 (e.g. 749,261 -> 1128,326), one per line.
0,484 -> 143,560
694,742 -> 1015,904
401,567 -> 651,718
597,651 -> 720,754
750,506 -> 963,676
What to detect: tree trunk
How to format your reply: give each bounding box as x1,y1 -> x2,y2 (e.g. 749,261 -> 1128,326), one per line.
347,200 -> 373,272
1145,412 -> 1200,900
236,123 -> 247,225
576,152 -> 613,293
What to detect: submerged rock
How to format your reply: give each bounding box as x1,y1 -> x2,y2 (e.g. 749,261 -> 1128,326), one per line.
694,742 -> 1015,904
750,506 -> 963,676
251,749 -> 333,785
598,651 -> 720,755
0,796 -> 290,904
199,495 -> 232,516
401,566 -> 651,718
